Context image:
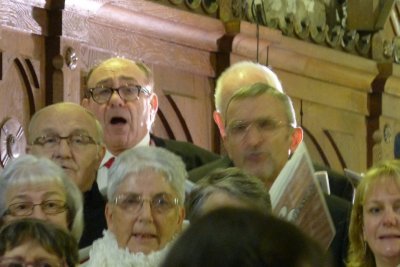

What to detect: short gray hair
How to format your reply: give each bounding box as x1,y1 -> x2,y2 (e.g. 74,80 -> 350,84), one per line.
215,61 -> 283,119
187,167 -> 272,221
0,155 -> 84,241
226,82 -> 297,128
107,147 -> 187,204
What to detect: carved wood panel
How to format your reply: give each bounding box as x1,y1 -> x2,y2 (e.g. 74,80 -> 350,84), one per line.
59,0 -> 227,153
0,28 -> 46,170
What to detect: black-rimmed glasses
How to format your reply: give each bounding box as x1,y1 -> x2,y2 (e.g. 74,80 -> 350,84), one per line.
5,200 -> 67,217
86,85 -> 150,104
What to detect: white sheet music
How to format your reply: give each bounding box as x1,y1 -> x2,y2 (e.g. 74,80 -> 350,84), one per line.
269,142 -> 335,250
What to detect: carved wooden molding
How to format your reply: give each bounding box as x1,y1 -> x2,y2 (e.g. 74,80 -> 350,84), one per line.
92,4 -> 224,52
62,0 -> 227,77
0,117 -> 26,168
0,0 -> 48,35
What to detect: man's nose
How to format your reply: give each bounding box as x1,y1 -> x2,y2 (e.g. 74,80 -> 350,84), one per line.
244,124 -> 264,146
108,89 -> 124,107
54,139 -> 73,158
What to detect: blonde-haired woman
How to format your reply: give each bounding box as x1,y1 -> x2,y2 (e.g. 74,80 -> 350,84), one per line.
347,160 -> 400,267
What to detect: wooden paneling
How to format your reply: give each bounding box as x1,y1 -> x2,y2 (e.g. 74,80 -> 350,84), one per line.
59,0 -> 228,152
2,0 -> 400,174
0,27 -> 46,169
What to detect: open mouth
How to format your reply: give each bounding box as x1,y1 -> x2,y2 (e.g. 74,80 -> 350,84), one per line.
379,234 -> 400,240
60,165 -> 74,172
133,233 -> 157,239
110,117 -> 127,125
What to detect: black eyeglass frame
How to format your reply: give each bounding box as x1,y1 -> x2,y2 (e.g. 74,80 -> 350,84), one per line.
85,85 -> 151,104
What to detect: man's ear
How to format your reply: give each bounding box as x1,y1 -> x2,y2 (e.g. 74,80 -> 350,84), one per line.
289,127 -> 303,154
149,93 -> 159,124
213,111 -> 226,138
96,144 -> 106,167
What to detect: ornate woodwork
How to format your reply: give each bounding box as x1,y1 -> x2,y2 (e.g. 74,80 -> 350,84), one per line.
1,0 -> 400,175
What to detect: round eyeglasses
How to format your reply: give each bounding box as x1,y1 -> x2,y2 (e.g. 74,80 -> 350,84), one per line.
86,85 -> 150,104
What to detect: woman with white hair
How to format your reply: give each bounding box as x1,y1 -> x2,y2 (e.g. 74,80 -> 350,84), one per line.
0,154 -> 84,242
86,146 -> 186,267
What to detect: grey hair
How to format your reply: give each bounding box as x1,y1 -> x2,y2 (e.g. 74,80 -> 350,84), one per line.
0,155 -> 84,241
187,167 -> 272,221
225,82 -> 297,128
215,61 -> 283,119
107,146 -> 187,204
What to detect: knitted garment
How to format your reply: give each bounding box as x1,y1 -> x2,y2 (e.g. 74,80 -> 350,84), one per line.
85,230 -> 171,267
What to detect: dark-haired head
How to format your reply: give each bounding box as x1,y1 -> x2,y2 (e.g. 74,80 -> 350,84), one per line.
162,208 -> 331,267
0,218 -> 78,267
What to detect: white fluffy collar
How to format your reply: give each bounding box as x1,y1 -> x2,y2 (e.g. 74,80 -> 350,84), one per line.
85,230 -> 170,267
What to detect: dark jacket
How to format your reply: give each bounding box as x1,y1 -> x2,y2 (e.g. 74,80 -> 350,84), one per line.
151,134 -> 221,171
79,182 -> 107,249
188,156 -> 352,267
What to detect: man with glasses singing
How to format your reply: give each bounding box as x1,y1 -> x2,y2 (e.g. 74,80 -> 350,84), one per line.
27,102 -> 106,249
81,57 -> 219,195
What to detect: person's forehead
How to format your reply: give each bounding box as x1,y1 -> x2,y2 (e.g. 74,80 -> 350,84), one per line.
7,182 -> 65,199
34,106 -> 97,135
87,61 -> 147,87
3,240 -> 60,260
365,176 -> 400,199
226,94 -> 286,120
118,169 -> 173,194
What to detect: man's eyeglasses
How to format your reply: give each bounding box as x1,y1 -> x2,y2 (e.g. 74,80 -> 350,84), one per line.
31,134 -> 97,150
5,200 -> 67,217
113,193 -> 179,214
226,118 -> 291,140
0,257 -> 64,267
86,85 -> 150,104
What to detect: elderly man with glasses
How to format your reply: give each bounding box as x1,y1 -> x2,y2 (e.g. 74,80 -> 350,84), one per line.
81,57 -> 219,196
27,103 -> 106,250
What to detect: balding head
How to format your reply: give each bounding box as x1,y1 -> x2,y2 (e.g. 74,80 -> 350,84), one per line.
213,61 -> 284,137
27,102 -> 105,192
215,61 -> 283,119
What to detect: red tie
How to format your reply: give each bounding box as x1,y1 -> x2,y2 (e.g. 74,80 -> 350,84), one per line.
104,157 -> 115,169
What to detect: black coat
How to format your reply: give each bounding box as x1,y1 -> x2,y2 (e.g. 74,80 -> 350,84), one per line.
79,182 -> 107,249
151,134 -> 221,171
188,156 -> 352,267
